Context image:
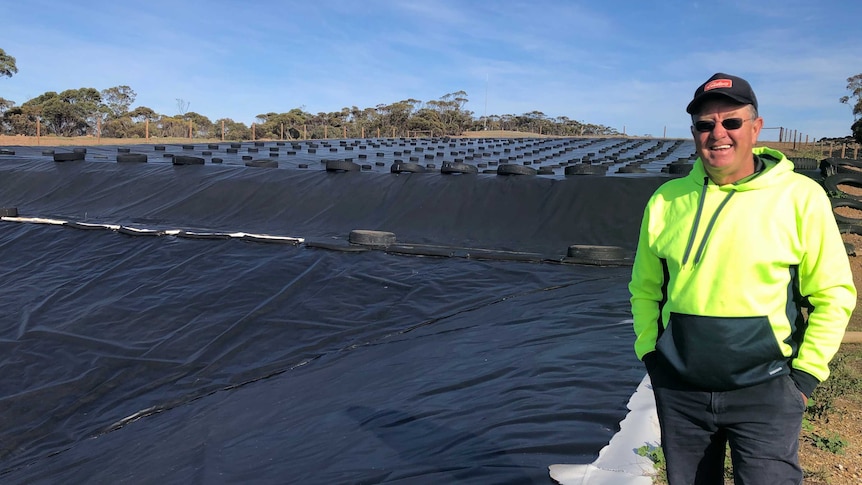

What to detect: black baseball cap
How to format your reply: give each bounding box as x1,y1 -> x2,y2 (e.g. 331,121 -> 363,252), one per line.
686,72 -> 758,114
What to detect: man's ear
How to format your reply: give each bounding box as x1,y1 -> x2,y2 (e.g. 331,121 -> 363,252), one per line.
752,117 -> 764,137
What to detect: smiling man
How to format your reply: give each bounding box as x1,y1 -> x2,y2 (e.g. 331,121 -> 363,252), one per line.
629,73 -> 856,484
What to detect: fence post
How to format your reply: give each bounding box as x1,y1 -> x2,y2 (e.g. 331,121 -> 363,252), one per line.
281,122 -> 284,140
36,117 -> 41,145
222,120 -> 225,141
97,118 -> 101,144
252,123 -> 256,141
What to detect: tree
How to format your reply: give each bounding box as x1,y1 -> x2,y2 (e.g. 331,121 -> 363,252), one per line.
853,119 -> 862,145
101,85 -> 137,118
182,111 -> 214,138
0,48 -> 17,78
840,73 -> 862,119
840,74 -> 862,143
176,98 -> 190,116
215,118 -> 251,140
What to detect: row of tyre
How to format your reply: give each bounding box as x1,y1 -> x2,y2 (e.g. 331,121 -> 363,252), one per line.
824,166 -> 862,256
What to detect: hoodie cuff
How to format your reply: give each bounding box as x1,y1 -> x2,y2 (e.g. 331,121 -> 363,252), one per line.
790,369 -> 819,399
642,351 -> 658,374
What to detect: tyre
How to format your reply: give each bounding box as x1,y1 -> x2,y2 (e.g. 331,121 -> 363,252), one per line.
618,165 -> 647,173
667,162 -> 694,175
824,173 -> 862,200
565,164 -> 602,175
348,229 -> 396,247
246,159 -> 278,168
0,207 -> 18,217
53,152 -> 86,162
173,155 -> 205,165
831,198 -> 862,225
838,223 -> 862,235
325,159 -> 360,172
391,161 -> 426,173
117,147 -> 131,153
828,157 -> 862,174
440,161 -> 478,174
564,244 -> 633,266
792,157 -> 819,171
116,153 -> 148,163
497,163 -> 536,176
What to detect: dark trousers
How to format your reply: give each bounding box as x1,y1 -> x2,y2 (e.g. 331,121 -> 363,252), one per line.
650,372 -> 805,485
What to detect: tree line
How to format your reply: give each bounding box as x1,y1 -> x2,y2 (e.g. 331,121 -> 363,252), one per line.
0,86 -> 620,140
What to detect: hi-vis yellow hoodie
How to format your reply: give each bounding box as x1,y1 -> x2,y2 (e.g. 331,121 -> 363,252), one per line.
629,147 -> 856,397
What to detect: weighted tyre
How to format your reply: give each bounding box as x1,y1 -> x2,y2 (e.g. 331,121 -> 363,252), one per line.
618,165 -> 647,173
349,229 -> 396,247
497,163 -> 537,176
325,159 -> 360,172
116,153 -> 148,163
173,155 -> 205,165
668,162 -> 694,175
53,152 -> 86,162
567,244 -> 630,260
440,161 -> 478,174
246,159 -> 279,168
565,164 -> 603,175
391,161 -> 426,173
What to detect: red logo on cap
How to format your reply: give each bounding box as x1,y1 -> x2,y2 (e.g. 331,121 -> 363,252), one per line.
704,79 -> 732,91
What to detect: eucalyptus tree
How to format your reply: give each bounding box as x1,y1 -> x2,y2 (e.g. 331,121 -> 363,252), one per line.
0,48 -> 17,78
841,73 -> 862,143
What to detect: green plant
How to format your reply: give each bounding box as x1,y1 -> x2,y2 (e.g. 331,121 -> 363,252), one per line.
807,431 -> 848,455
637,444 -> 667,484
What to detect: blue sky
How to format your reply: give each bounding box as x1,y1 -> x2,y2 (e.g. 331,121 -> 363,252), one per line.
2,0 -> 860,140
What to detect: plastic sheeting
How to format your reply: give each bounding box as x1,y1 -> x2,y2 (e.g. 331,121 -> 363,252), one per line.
0,140 -> 672,484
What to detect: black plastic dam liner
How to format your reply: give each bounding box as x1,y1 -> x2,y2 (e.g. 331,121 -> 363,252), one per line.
0,146 -> 667,484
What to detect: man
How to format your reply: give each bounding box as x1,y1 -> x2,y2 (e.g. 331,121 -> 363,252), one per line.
629,72 -> 856,484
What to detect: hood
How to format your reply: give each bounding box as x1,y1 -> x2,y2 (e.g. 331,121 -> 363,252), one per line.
686,146 -> 792,191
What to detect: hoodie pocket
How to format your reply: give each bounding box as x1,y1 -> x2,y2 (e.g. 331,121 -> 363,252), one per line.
655,312 -> 786,390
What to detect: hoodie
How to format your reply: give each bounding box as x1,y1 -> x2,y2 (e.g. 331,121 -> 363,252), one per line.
629,146 -> 856,397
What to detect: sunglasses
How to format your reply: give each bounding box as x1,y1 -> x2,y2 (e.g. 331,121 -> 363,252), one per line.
693,118 -> 749,133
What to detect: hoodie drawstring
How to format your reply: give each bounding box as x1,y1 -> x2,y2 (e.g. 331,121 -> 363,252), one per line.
681,177 -> 736,266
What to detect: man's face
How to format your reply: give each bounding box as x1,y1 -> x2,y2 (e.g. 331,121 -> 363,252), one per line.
691,99 -> 763,184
